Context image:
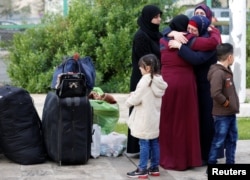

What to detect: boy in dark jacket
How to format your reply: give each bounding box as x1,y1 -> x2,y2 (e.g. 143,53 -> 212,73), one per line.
207,43 -> 239,167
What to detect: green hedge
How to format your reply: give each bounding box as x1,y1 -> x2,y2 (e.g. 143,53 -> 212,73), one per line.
3,0 -> 250,93
3,0 -> 183,93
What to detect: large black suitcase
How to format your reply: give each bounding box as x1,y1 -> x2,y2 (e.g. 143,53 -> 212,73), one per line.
42,92 -> 92,165
0,85 -> 46,164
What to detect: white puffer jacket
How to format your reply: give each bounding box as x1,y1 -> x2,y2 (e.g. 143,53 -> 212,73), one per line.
125,74 -> 168,139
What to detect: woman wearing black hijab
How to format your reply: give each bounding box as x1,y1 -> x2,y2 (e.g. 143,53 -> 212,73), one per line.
127,4 -> 162,156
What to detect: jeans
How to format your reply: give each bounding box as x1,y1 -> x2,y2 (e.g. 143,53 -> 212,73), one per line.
208,115 -> 238,164
138,138 -> 159,170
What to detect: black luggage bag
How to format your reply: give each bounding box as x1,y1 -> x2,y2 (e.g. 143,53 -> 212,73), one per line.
42,92 -> 92,165
0,85 -> 46,165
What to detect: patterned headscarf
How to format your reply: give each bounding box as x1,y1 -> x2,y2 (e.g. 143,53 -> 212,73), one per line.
194,3 -> 213,22
189,15 -> 211,36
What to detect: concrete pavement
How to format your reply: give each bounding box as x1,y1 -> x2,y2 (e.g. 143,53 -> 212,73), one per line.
0,93 -> 249,180
1,50 -> 250,179
31,92 -> 250,125
0,138 -> 250,180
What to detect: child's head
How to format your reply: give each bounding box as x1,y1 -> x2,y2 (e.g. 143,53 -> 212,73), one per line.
138,54 -> 160,86
216,43 -> 234,66
138,54 -> 160,74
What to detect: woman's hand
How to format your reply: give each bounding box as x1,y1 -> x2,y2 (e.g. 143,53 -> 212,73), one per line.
168,40 -> 182,49
168,31 -> 188,44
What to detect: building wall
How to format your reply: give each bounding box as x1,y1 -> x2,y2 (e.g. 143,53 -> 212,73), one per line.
176,0 -> 250,9
0,0 -> 44,20
0,0 -> 249,21
44,0 -> 65,15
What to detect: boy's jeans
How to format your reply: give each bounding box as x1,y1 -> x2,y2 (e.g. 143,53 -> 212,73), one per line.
208,115 -> 238,164
138,138 -> 159,170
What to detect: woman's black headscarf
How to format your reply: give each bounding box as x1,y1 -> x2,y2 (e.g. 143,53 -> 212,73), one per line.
169,14 -> 189,32
137,5 -> 162,41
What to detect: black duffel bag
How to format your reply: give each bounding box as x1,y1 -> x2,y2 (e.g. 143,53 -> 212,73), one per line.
0,85 -> 46,165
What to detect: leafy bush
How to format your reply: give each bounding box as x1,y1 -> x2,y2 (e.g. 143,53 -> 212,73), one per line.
3,0 -> 189,93
5,0 -> 139,93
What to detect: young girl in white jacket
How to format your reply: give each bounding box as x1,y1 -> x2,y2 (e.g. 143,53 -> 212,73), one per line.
126,54 -> 168,178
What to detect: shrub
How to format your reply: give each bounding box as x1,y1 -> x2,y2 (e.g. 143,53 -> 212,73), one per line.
4,0 -> 186,93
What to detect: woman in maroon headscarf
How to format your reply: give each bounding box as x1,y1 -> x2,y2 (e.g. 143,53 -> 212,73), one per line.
159,14 -> 215,171
161,4 -> 223,165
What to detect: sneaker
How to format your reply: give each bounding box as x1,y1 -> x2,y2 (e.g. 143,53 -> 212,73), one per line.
148,167 -> 160,176
127,168 -> 148,178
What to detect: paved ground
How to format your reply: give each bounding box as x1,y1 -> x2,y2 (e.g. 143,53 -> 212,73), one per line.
1,140 -> 250,180
0,93 -> 249,180
30,92 -> 250,125
1,50 -> 250,179
1,49 -> 250,119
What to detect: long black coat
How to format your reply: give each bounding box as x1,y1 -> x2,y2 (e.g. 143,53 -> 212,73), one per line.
127,29 -> 161,154
127,4 -> 162,154
130,29 -> 161,92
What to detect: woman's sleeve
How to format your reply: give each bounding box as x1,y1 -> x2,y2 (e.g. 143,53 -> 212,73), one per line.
178,45 -> 216,65
162,27 -> 172,37
189,28 -> 222,51
133,34 -> 152,58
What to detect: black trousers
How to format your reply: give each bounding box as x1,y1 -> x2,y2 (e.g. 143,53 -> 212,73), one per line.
126,106 -> 139,153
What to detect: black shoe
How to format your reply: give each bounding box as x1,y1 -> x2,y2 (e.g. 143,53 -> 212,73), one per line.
148,167 -> 160,176
202,160 -> 208,166
127,168 -> 148,178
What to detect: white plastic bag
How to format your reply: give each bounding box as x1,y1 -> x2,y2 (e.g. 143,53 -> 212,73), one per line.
100,132 -> 127,157
91,124 -> 101,158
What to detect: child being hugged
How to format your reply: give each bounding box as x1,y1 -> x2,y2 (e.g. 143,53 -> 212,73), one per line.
125,54 -> 168,178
